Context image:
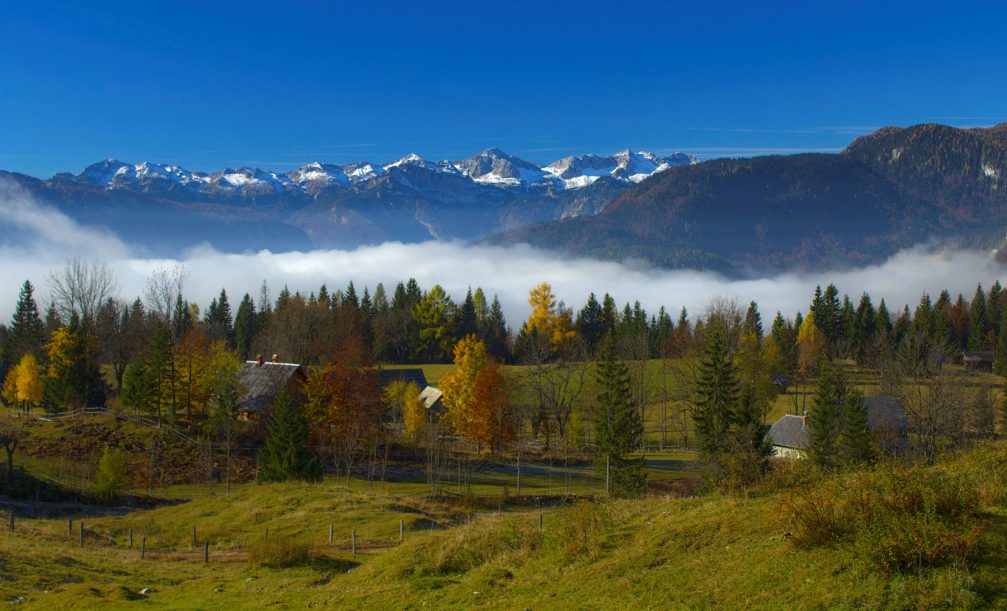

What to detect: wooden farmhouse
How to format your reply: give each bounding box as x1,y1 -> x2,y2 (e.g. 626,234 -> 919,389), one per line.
236,355 -> 306,419
767,395 -> 908,458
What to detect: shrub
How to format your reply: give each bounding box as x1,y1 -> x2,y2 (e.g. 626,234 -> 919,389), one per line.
247,537 -> 311,568
779,461 -> 986,573
94,446 -> 130,503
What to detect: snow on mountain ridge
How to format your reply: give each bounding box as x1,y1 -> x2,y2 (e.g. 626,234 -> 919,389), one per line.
69,148 -> 697,194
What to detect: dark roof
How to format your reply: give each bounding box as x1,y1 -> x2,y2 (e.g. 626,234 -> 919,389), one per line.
963,351 -> 994,363
378,368 -> 428,389
768,414 -> 808,449
862,395 -> 909,432
237,361 -> 304,414
772,373 -> 790,387
769,394 -> 908,449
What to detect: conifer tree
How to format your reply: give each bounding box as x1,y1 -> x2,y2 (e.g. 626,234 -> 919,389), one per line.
836,388 -> 874,465
259,389 -> 322,482
592,334 -> 645,497
692,327 -> 738,461
742,301 -> 763,340
967,284 -> 988,350
484,295 -> 510,362
233,293 -> 257,361
994,313 -> 1007,379
8,280 -> 45,364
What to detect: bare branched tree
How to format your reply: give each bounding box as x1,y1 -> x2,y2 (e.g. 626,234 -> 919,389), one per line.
47,255 -> 117,330
143,265 -> 187,323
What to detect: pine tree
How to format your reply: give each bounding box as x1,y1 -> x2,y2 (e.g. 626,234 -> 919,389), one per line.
742,301 -> 763,340
122,357 -> 153,418
234,293 -> 257,361
258,389 -> 322,482
807,366 -> 855,468
576,292 -> 604,354
967,284 -> 988,350
592,335 -> 645,497
454,289 -> 478,339
836,388 -> 874,465
8,280 -> 45,364
994,313 -> 1007,378
692,327 -> 738,460
484,295 -> 510,362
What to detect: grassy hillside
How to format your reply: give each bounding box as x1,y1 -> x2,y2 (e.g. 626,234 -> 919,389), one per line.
2,445 -> 1005,608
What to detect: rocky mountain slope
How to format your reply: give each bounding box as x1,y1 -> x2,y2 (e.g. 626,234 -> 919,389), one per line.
0,149 -> 695,254
485,123 -> 1007,274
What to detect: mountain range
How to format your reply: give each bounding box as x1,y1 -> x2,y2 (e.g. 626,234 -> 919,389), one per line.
0,149 -> 695,254
3,123 -> 1007,274
487,123 -> 1007,274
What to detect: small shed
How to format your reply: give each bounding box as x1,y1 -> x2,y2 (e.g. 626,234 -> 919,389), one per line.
963,351 -> 995,372
236,358 -> 306,418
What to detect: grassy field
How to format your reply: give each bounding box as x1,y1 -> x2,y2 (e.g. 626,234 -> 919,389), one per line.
2,445 -> 1006,609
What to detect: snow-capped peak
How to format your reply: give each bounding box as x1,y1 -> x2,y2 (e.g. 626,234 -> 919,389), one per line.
288,162 -> 349,188
66,147 -> 698,196
453,148 -> 549,187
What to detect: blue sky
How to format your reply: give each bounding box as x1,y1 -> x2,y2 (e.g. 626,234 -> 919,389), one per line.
2,0 -> 1006,177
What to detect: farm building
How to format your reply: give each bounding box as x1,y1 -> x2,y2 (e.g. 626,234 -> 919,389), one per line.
767,394 -> 908,458
236,356 -> 307,418
963,351 -> 994,372
418,385 -> 444,414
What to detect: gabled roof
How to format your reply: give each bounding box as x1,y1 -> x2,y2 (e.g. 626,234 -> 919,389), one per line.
378,368 -> 428,389
237,361 -> 304,414
768,394 -> 908,450
768,414 -> 808,449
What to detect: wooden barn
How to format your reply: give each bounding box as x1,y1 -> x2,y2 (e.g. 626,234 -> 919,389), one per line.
236,355 -> 306,419
963,351 -> 995,372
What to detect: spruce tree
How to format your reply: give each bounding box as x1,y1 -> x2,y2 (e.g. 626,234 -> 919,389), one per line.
742,301 -> 763,340
592,334 -> 645,497
576,292 -> 604,354
8,280 -> 45,364
234,294 -> 257,361
968,284 -> 988,350
995,313 -> 1007,379
484,295 -> 510,362
836,389 -> 874,465
258,389 -> 321,482
692,327 -> 738,461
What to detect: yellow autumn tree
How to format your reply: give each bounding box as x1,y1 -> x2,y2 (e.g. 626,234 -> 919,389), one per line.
439,334 -> 488,439
796,314 -> 828,376
383,380 -> 425,444
526,282 -> 576,351
14,353 -> 44,411
1,370 -> 17,407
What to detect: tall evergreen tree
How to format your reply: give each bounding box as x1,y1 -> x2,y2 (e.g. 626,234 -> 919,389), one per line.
836,388 -> 873,466
233,293 -> 257,361
484,295 -> 510,362
742,301 -> 763,340
592,334 -> 645,497
967,284 -> 989,350
692,328 -> 739,461
8,280 -> 45,364
258,389 -> 322,482
454,288 -> 478,339
576,292 -> 604,354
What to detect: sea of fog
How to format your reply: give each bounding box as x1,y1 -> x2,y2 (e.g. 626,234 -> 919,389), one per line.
2,178 -> 1006,325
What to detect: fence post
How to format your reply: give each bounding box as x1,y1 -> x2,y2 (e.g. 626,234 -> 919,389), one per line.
192,527 -> 197,550
399,520 -> 404,543
328,524 -> 333,544
129,528 -> 133,549
67,518 -> 72,537
79,520 -> 84,546
7,512 -> 13,533
204,540 -> 209,563
539,513 -> 543,532
141,537 -> 146,559
351,529 -> 356,557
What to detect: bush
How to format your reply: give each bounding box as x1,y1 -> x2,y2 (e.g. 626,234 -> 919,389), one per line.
247,537 -> 311,568
94,446 -> 130,503
779,462 -> 986,573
